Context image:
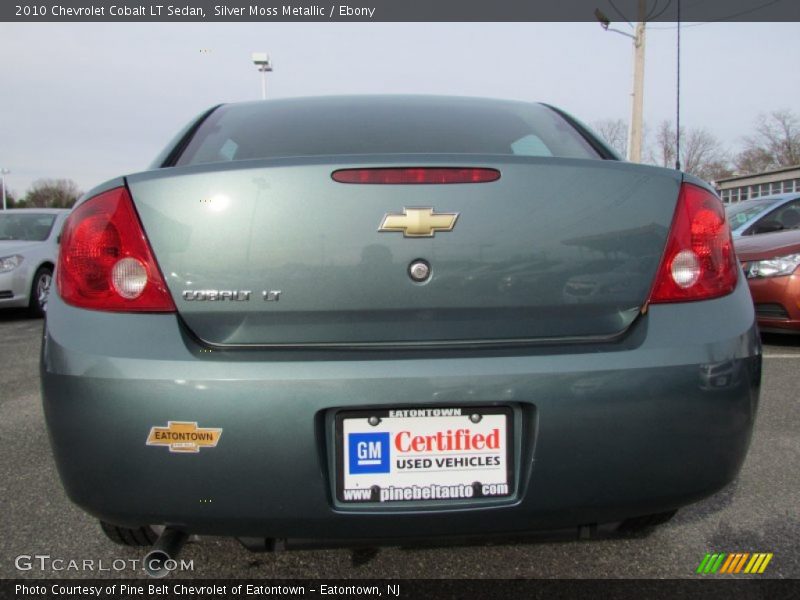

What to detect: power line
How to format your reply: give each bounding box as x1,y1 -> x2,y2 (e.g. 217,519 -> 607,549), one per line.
608,0 -> 633,26
645,0 -> 660,20
648,0 -> 787,29
649,0 -> 674,21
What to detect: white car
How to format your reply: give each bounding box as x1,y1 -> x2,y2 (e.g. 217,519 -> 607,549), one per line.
0,208 -> 70,316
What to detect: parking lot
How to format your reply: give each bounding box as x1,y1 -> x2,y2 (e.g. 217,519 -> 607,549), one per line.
1,310 -> 798,579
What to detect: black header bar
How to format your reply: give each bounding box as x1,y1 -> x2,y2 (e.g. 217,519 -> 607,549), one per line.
1,579 -> 799,600
3,0 -> 800,22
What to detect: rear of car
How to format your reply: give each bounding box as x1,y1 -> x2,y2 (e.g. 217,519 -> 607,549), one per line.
737,229 -> 800,333
41,96 -> 760,548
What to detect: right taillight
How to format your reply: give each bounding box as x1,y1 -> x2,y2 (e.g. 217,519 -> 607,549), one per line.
649,183 -> 738,304
57,186 -> 175,312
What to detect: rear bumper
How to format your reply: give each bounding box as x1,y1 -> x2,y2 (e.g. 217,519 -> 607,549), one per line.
41,279 -> 761,541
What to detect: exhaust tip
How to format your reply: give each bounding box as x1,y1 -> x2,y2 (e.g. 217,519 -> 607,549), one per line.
143,527 -> 188,578
144,549 -> 173,578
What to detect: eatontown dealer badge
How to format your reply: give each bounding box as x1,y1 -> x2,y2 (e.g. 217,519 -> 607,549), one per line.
146,421 -> 222,453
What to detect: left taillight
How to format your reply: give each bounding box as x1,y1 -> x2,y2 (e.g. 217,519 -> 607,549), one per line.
57,186 -> 176,312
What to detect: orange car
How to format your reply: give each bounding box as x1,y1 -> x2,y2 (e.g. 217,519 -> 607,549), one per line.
737,229 -> 800,333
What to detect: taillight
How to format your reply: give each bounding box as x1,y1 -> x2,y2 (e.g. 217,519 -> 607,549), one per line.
57,187 -> 175,312
649,183 -> 737,304
332,167 -> 500,184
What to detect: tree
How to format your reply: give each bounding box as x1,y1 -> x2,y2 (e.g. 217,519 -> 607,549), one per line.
734,147 -> 774,175
682,129 -> 732,182
2,189 -> 19,207
647,120 -> 731,183
11,195 -> 31,208
736,109 -> 800,174
700,160 -> 735,183
591,118 -> 628,157
24,179 -> 82,208
650,120 -> 677,169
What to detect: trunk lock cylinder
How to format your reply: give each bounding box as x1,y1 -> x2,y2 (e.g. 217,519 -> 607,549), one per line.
408,259 -> 432,283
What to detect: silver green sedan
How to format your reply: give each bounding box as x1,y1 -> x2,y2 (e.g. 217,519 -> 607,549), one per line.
40,96 -> 760,574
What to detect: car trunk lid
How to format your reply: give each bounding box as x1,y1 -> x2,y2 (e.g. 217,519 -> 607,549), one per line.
126,156 -> 681,347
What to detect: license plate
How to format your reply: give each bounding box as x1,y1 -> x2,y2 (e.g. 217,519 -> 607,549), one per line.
335,407 -> 513,504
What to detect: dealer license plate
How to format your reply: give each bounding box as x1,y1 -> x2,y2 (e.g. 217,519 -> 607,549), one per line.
336,407 -> 513,504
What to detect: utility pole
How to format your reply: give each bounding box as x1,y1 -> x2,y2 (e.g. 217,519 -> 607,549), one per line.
595,2 -> 647,163
626,0 -> 647,163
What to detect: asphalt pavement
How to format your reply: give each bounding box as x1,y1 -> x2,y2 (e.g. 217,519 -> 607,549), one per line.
1,310 -> 798,579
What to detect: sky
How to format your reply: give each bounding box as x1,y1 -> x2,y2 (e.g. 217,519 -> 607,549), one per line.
1,21 -> 799,197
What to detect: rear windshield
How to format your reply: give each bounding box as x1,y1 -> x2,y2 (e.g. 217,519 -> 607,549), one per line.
175,97 -> 602,166
0,213 -> 56,242
725,198 -> 781,227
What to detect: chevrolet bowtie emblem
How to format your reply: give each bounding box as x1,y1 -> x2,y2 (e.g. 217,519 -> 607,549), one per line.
378,208 -> 459,237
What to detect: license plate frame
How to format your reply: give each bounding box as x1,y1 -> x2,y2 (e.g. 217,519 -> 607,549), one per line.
334,406 -> 514,505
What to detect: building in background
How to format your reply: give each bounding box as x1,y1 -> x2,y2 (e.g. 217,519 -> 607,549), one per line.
715,165 -> 800,204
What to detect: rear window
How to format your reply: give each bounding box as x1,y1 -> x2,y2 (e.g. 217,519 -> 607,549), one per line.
175,97 -> 601,166
0,213 -> 56,242
725,198 -> 781,226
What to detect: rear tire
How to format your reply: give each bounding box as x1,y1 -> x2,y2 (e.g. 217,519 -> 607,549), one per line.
100,521 -> 158,547
28,266 -> 53,318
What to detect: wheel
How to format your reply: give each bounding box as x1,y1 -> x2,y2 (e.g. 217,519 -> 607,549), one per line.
99,521 -> 158,547
28,266 -> 53,318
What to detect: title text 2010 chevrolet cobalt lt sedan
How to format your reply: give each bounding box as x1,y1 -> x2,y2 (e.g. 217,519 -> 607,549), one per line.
41,96 -> 760,572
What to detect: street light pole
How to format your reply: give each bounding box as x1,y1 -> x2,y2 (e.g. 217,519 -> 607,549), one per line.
0,169 -> 9,210
251,53 -> 273,100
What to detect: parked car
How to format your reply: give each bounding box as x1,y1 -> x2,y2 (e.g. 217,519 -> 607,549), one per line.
0,208 -> 69,316
40,96 -> 761,576
736,228 -> 800,333
725,193 -> 800,237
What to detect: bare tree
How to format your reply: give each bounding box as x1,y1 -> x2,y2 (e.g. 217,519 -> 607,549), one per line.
591,118 -> 628,157
701,160 -> 735,183
647,120 -> 731,183
682,129 -> 732,182
736,109 -> 800,173
2,190 -> 20,207
649,120 -> 676,168
25,179 -> 82,208
734,147 -> 774,175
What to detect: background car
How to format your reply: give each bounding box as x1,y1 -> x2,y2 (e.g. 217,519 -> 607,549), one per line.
736,228 -> 800,333
40,96 -> 760,574
0,208 -> 69,316
725,193 -> 800,237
